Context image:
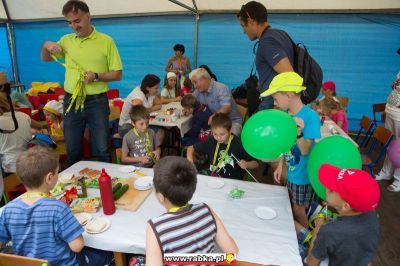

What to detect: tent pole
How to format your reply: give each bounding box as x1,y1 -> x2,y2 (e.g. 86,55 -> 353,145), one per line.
192,0 -> 199,68
5,23 -> 19,83
168,0 -> 197,14
193,12 -> 199,68
1,0 -> 19,83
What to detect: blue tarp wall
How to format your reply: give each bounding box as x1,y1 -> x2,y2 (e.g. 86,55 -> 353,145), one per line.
1,13 -> 400,130
0,24 -> 12,80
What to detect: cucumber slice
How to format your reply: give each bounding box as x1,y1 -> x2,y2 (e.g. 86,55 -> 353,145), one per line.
113,184 -> 129,200
112,183 -> 122,194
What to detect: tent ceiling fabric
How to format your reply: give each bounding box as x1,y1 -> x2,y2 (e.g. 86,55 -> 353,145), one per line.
1,0 -> 399,21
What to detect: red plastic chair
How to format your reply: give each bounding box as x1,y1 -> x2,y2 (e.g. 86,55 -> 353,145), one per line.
28,95 -> 40,110
107,89 -> 119,99
113,100 -> 124,112
18,107 -> 32,116
54,87 -> 65,95
38,94 -> 59,105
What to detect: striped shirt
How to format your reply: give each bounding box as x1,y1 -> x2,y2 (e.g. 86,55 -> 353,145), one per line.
149,203 -> 217,255
0,198 -> 83,266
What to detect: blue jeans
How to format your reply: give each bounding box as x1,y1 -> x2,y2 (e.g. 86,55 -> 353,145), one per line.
64,93 -> 111,165
257,95 -> 274,111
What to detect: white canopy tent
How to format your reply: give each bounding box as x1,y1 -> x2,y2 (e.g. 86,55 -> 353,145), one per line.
1,0 -> 400,21
1,0 -> 399,81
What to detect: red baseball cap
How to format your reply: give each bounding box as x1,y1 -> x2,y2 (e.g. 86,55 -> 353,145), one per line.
322,81 -> 336,91
318,164 -> 380,212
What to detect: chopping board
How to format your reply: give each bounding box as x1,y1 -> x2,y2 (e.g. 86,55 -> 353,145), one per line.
115,178 -> 153,211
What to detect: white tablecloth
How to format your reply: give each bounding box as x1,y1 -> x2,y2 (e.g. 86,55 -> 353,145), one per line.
62,161 -> 302,266
149,102 -> 192,137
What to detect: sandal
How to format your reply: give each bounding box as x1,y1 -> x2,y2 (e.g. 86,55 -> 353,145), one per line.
387,182 -> 400,192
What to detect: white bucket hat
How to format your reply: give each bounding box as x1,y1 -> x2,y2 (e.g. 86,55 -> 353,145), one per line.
43,100 -> 63,116
167,72 -> 177,79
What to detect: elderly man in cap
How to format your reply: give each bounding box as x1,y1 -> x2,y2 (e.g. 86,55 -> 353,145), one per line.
189,68 -> 243,136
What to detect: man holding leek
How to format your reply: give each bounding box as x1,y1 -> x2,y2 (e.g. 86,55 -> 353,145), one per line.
41,0 -> 123,165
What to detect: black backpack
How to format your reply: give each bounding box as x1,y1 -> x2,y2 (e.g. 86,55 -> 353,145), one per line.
281,31 -> 323,104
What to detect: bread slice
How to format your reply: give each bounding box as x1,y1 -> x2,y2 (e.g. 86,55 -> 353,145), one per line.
86,218 -> 107,232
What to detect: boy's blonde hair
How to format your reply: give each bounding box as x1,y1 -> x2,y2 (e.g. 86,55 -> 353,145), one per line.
16,146 -> 59,189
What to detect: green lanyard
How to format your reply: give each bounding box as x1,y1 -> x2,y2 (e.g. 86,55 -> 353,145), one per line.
22,192 -> 49,199
132,128 -> 155,161
212,134 -> 233,170
50,54 -> 87,113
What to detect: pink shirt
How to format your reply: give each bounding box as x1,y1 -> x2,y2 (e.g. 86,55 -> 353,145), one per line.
331,109 -> 349,133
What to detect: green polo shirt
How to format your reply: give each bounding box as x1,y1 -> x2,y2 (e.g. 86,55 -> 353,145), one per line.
56,28 -> 123,95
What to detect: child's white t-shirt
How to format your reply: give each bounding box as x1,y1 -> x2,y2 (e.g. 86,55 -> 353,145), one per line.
160,87 -> 176,99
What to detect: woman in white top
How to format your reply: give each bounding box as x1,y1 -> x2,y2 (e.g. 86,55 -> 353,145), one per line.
118,74 -> 163,139
160,72 -> 182,104
0,93 -> 42,174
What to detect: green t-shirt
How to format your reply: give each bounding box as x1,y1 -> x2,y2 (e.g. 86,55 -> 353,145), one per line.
56,28 -> 123,95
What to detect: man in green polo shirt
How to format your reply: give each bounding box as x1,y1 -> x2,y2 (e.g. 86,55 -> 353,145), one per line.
41,0 -> 122,165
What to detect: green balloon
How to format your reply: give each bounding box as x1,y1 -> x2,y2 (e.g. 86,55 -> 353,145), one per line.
307,136 -> 362,200
241,109 -> 297,160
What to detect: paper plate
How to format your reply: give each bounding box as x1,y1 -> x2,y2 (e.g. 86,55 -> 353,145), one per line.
119,165 -> 137,173
85,217 -> 111,234
207,179 -> 225,189
134,176 -> 153,190
74,212 -> 92,226
254,206 -> 277,220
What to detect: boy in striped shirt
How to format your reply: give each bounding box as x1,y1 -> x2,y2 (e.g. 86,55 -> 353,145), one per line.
0,147 -> 83,266
146,156 -> 238,265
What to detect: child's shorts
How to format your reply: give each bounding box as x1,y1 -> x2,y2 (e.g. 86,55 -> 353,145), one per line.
287,181 -> 315,206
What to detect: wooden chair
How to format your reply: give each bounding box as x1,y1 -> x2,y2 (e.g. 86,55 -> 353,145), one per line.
361,125 -> 394,177
2,173 -> 24,203
354,116 -> 375,148
0,253 -> 49,266
372,103 -> 386,125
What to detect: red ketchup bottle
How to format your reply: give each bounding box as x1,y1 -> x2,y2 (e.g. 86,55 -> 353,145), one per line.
98,168 -> 116,215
